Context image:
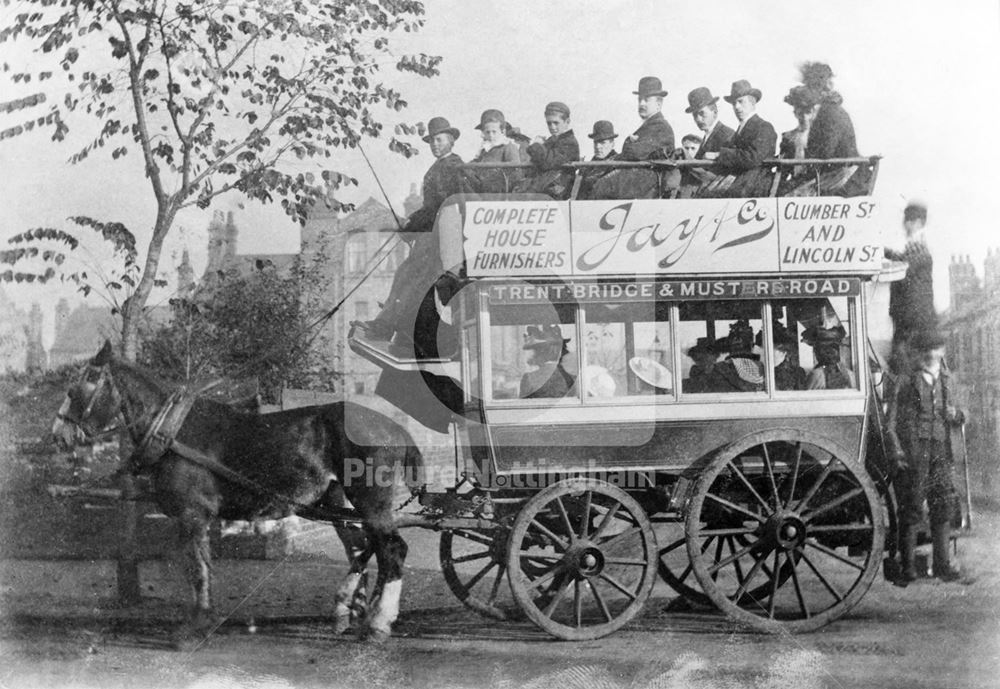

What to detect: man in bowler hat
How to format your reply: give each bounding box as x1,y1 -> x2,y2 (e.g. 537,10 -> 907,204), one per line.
708,80 -> 777,198
523,101 -> 580,199
887,330 -> 967,584
679,86 -> 735,196
358,116 -> 464,347
578,120 -> 619,199
592,76 -> 674,199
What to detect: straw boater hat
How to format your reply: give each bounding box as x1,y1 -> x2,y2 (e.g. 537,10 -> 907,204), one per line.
422,116 -> 460,143
633,76 -> 668,98
685,87 -> 719,113
723,79 -> 763,103
588,120 -> 618,141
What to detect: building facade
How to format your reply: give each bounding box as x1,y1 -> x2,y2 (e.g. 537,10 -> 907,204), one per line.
940,252 -> 1000,503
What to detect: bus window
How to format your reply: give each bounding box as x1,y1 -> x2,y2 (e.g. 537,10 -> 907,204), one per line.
678,301 -> 765,395
772,298 -> 858,391
489,303 -> 578,401
582,302 -> 673,398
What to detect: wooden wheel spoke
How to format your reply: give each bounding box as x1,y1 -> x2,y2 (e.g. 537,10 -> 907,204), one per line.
598,572 -> 639,601
660,538 -> 685,555
579,491 -> 592,539
767,550 -> 780,618
590,502 -> 623,541
555,497 -> 576,544
726,461 -> 773,516
761,443 -> 780,511
600,526 -> 642,552
488,562 -> 507,603
699,526 -> 758,537
464,560 -> 498,590
800,549 -> 845,602
516,551 -> 563,562
730,548 -> 767,602
728,536 -> 746,584
451,550 -> 492,565
704,493 -> 766,523
574,580 -> 582,627
528,518 -> 569,551
785,443 -> 804,510
805,539 -> 865,572
707,538 -> 758,576
787,551 -> 810,619
526,566 -> 561,593
589,580 -> 613,622
809,523 -> 873,533
794,456 -> 841,511
803,487 -> 866,523
542,576 -> 573,617
603,557 -> 650,567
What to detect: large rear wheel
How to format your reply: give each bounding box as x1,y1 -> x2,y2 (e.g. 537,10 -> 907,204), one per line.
686,430 -> 884,633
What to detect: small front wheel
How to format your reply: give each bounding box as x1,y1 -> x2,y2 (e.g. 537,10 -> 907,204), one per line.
506,478 -> 657,640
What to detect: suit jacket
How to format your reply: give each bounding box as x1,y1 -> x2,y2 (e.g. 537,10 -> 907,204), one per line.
465,141 -> 525,193
682,122 -> 735,187
578,151 -> 618,199
714,114 -> 777,197
405,152 -> 463,233
620,111 -> 674,161
527,129 -> 580,170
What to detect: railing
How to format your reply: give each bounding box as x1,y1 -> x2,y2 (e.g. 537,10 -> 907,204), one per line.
458,155 -> 881,199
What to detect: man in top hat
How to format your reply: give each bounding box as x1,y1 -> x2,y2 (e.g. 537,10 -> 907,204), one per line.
591,77 -> 674,199
519,324 -> 576,399
357,115 -> 464,346
523,101 -> 580,199
578,120 -> 619,199
679,86 -> 735,197
886,329 -> 967,584
710,79 -> 777,198
803,325 -> 856,390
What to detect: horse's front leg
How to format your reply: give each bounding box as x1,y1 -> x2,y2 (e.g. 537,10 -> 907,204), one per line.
176,508 -> 215,644
332,522 -> 372,634
362,528 -> 408,643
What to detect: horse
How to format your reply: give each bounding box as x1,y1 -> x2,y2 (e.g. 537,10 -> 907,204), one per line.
51,340 -> 423,645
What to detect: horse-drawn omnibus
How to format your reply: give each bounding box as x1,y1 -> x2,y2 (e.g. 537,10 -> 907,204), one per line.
350,156 -> 902,639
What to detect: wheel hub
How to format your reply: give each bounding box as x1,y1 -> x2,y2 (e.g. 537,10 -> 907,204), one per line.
764,512 -> 807,550
571,545 -> 605,578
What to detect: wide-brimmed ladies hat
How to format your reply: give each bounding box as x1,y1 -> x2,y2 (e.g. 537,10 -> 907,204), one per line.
685,87 -> 719,113
802,324 -> 847,346
755,321 -> 798,348
686,336 -> 718,357
588,120 -> 618,141
422,116 -> 460,143
783,85 -> 821,110
523,324 -> 569,350
475,109 -> 506,130
633,76 -> 668,99
723,79 -> 763,103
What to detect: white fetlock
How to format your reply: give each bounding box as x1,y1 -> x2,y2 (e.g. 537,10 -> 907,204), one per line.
333,571 -> 364,633
364,579 -> 401,641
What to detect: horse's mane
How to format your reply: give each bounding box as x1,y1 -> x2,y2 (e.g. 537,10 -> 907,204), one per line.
109,355 -> 173,402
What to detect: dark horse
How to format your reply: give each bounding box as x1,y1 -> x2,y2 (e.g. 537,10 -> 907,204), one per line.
51,341 -> 422,643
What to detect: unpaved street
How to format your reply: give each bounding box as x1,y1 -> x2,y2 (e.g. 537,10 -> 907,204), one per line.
2,509 -> 999,689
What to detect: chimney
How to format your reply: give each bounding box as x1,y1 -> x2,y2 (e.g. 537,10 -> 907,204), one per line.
948,254 -> 980,312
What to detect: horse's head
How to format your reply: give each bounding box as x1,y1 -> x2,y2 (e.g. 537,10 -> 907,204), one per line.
51,340 -> 123,450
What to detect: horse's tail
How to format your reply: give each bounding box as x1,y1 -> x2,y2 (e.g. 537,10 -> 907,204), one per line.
402,440 -> 425,496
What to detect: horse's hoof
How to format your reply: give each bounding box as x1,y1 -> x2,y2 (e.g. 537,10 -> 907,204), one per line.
332,616 -> 352,635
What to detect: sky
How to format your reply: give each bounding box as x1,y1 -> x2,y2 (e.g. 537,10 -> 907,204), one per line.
2,0 -> 1000,346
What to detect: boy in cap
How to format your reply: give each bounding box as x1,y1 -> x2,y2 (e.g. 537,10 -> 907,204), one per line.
522,101 -> 580,199
886,330 -> 967,584
708,79 -> 777,198
358,116 -> 464,344
465,109 -> 528,194
578,120 -> 619,199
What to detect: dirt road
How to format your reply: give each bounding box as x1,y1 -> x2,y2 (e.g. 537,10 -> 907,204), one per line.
2,509 -> 999,689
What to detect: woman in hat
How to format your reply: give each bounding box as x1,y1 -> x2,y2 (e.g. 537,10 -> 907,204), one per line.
757,321 -> 807,391
706,319 -> 765,393
519,325 -> 576,399
464,109 -> 528,194
804,325 -> 857,390
683,336 -> 720,393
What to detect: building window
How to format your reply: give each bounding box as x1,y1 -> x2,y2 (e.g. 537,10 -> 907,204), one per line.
382,240 -> 406,272
347,236 -> 367,273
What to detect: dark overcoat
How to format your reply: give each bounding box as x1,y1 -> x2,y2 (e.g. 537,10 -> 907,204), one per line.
405,152 -> 463,233
714,113 -> 777,197
620,111 -> 674,161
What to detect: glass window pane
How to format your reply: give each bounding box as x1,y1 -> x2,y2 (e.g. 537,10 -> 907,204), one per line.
490,304 -> 577,401
772,297 -> 858,391
582,302 -> 673,398
678,301 -> 765,394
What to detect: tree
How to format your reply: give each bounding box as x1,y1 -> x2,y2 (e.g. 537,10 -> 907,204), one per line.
140,252 -> 340,403
0,0 -> 440,360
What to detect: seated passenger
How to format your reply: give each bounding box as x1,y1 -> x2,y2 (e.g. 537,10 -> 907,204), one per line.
683,336 -> 720,393
355,116 -> 464,350
591,76 -> 675,200
787,62 -> 870,196
519,325 -> 576,399
703,80 -> 777,198
578,120 -> 619,199
679,133 -> 702,160
778,85 -> 821,179
679,87 -> 734,198
757,321 -> 807,390
804,325 -> 857,390
707,320 -> 765,392
463,109 -> 528,194
521,101 -> 580,199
